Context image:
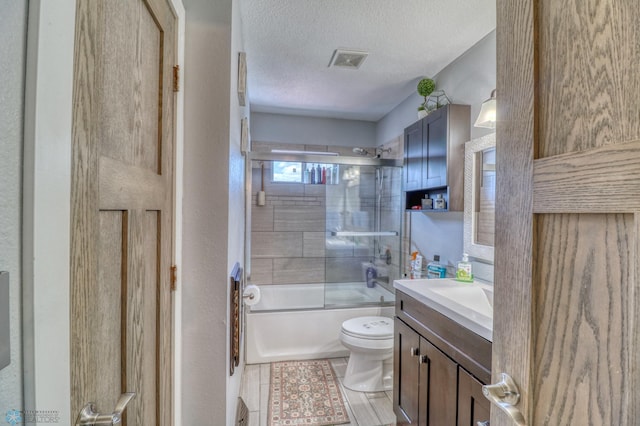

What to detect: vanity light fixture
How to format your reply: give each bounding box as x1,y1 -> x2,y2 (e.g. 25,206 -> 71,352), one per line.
474,89 -> 497,129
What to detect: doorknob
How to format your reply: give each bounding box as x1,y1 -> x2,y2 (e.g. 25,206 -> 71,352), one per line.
76,392 -> 136,425
482,373 -> 526,425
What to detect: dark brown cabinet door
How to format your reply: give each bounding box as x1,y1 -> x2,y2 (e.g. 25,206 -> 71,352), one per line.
394,319 -> 421,424
419,337 -> 457,426
404,120 -> 423,192
423,107 -> 447,189
394,318 -> 459,426
457,367 -> 490,426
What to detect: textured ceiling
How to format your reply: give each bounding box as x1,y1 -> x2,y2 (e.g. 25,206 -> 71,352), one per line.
238,0 -> 496,121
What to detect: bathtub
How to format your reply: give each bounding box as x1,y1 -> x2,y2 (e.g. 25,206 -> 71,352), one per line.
245,282 -> 395,364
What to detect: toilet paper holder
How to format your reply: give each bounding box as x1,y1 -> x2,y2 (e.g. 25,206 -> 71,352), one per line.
242,284 -> 261,307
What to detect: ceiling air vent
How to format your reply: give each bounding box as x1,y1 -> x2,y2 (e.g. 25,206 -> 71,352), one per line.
328,49 -> 369,70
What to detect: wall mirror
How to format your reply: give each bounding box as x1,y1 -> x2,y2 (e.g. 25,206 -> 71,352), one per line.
463,132 -> 496,262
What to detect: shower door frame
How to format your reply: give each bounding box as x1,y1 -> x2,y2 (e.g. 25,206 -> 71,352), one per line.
244,151 -> 402,286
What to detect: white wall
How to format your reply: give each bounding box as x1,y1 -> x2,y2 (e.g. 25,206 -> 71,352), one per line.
227,0 -> 247,423
379,31 -> 496,271
376,30 -> 496,146
0,0 -> 28,412
181,0 -> 246,423
251,112 -> 377,148
408,212 -> 464,272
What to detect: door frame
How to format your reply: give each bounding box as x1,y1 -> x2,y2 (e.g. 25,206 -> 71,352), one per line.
22,0 -> 185,424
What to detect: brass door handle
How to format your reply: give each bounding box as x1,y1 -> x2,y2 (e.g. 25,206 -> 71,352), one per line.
76,392 -> 136,425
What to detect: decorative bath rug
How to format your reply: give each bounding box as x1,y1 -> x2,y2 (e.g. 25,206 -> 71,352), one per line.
268,359 -> 349,426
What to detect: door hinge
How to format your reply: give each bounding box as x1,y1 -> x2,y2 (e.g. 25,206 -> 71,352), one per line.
170,265 -> 177,291
172,65 -> 180,92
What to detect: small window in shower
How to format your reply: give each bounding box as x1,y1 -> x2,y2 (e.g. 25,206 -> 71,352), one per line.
272,161 -> 303,183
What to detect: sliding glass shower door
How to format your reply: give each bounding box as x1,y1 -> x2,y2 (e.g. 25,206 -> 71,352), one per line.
247,150 -> 402,311
324,164 -> 402,307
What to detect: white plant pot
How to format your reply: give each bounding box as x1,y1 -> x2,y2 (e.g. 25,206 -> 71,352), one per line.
418,109 -> 428,119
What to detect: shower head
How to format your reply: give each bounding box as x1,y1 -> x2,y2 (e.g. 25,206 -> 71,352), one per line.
352,147 -> 392,158
352,147 -> 369,156
376,147 -> 392,157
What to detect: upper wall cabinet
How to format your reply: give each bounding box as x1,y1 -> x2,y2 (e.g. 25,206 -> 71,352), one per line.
403,104 -> 470,212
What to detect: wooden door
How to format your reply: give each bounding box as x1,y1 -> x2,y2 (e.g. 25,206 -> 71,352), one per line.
70,0 -> 176,424
394,319 -> 421,425
457,367 -> 490,426
418,337 -> 457,426
423,107 -> 447,189
494,0 -> 640,425
404,120 -> 424,191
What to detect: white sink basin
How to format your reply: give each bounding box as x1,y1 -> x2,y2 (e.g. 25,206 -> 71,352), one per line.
393,278 -> 494,341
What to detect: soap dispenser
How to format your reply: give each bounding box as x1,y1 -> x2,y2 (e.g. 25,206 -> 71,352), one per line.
455,253 -> 473,282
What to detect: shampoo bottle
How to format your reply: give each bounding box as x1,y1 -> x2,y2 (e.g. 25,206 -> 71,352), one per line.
427,255 -> 447,279
455,253 -> 473,282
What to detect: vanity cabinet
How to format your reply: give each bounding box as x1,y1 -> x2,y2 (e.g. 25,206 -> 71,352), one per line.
393,290 -> 491,425
403,104 -> 470,212
457,367 -> 491,426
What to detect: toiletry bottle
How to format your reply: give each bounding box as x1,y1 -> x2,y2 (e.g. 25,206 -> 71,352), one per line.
409,252 -> 417,279
304,167 -> 310,184
434,193 -> 446,210
316,164 -> 322,184
366,265 -> 377,288
455,253 -> 473,282
332,165 -> 338,184
322,166 -> 327,184
310,165 -> 316,184
412,254 -> 423,279
427,255 -> 447,279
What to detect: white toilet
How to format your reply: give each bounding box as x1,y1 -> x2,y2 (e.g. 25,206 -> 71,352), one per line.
339,316 -> 394,392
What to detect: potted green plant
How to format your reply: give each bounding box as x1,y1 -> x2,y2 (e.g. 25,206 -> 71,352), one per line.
417,78 -> 435,118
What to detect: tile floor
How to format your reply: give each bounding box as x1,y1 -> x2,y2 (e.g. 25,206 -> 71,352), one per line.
240,357 -> 397,426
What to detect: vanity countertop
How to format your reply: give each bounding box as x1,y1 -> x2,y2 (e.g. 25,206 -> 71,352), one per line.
393,278 -> 493,341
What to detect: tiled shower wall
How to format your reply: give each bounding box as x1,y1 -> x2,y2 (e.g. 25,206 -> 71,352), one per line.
249,141 -> 403,288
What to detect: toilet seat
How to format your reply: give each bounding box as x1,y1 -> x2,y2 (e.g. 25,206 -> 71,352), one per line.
341,316 -> 393,340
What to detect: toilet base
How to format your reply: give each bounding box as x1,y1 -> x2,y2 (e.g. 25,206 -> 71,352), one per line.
342,353 -> 393,392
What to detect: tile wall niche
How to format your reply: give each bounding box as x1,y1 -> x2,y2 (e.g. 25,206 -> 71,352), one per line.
249,141 -> 403,288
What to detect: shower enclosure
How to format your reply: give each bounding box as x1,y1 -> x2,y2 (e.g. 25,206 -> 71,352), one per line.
244,149 -> 402,362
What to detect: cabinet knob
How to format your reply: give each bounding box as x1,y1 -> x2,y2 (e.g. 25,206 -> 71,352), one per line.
410,347 -> 419,357
477,422 -> 490,426
419,355 -> 428,364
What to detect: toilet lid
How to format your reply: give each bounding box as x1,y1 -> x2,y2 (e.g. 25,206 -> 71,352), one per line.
341,316 -> 393,340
